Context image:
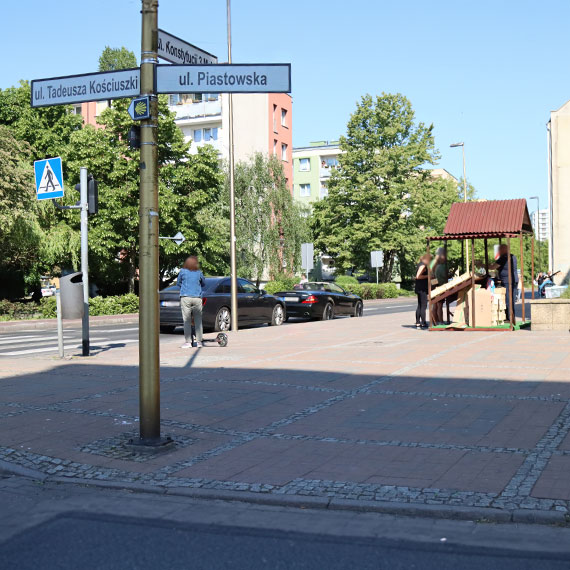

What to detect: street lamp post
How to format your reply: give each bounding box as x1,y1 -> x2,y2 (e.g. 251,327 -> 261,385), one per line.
530,196 -> 541,270
450,142 -> 468,269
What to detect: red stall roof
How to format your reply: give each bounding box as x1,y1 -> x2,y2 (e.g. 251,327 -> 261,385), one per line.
429,199 -> 534,241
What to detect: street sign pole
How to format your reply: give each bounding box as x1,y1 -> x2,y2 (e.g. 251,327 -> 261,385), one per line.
227,0 -> 238,332
138,0 -> 161,444
79,167 -> 90,356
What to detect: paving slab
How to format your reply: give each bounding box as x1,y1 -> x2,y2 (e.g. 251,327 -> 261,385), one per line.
1,307 -> 570,522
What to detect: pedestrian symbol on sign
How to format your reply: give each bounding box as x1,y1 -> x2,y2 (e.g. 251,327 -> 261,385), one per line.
34,157 -> 64,200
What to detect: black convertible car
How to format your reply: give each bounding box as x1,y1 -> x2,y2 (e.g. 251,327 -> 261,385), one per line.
159,277 -> 286,333
275,282 -> 363,321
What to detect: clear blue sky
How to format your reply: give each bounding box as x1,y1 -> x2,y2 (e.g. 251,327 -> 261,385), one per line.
2,0 -> 569,209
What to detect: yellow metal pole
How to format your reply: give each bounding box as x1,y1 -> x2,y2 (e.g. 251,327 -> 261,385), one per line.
138,0 -> 160,441
227,0 -> 238,331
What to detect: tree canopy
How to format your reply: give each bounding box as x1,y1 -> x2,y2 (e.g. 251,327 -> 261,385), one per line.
98,47 -> 137,71
311,93 -> 465,282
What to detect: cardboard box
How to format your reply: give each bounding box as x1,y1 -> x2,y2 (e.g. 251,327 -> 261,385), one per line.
473,287 -> 492,327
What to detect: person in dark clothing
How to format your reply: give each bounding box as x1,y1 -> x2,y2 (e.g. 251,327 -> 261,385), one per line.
415,253 -> 432,329
493,244 -> 519,320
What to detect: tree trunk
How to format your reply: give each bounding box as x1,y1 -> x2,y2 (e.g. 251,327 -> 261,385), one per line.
128,252 -> 136,294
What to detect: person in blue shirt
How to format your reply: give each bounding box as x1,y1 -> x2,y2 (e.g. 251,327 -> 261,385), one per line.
177,256 -> 206,348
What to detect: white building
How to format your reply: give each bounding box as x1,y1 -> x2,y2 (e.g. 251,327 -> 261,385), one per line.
168,92 -> 293,189
531,208 -> 550,242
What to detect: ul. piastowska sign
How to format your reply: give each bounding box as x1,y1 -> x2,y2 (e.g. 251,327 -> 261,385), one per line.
31,63 -> 290,107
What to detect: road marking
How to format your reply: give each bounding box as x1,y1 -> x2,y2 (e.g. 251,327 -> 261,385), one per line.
364,304 -> 414,311
0,335 -> 73,346
1,338 -> 138,356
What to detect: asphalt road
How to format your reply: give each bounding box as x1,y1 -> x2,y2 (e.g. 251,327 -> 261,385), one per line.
0,300 -> 416,358
1,512 -> 569,570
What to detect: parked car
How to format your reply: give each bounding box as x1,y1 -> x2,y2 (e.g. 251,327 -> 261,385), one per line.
159,277 -> 286,333
40,285 -> 56,297
275,282 -> 363,321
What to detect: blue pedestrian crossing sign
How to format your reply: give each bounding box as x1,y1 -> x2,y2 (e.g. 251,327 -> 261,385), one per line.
34,157 -> 64,200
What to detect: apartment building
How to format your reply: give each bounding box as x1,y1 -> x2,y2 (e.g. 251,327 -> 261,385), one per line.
169,92 -> 293,189
292,141 -> 340,203
531,208 -> 550,242
77,93 -> 293,190
547,99 -> 570,283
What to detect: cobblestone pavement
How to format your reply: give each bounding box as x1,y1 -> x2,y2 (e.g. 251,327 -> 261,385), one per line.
1,309 -> 570,520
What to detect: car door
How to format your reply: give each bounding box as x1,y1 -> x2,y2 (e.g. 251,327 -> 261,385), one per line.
327,283 -> 351,315
237,278 -> 261,322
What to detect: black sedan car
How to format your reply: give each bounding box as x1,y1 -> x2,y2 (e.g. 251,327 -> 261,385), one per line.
275,282 -> 363,321
159,277 -> 286,333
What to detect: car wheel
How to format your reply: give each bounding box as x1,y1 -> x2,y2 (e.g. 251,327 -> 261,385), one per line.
214,307 -> 231,332
352,301 -> 364,317
270,303 -> 285,326
159,325 -> 176,334
320,302 -> 334,321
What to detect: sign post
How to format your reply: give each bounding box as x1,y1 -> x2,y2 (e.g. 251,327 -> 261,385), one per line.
301,243 -> 314,278
136,0 -> 162,446
79,167 -> 90,356
370,250 -> 383,284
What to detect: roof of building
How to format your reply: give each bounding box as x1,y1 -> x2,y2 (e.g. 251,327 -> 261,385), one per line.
429,199 -> 534,241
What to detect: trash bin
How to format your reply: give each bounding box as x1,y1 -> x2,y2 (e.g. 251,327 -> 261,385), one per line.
60,272 -> 84,319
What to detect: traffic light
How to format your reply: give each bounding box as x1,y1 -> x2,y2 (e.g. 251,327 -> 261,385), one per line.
128,125 -> 141,149
87,174 -> 98,215
74,174 -> 98,215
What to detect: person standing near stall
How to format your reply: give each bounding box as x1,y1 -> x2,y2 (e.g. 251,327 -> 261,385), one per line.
491,244 -> 519,321
415,253 -> 432,329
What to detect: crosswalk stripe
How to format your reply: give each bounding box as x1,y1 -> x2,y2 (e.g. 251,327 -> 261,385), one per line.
1,338 -> 138,356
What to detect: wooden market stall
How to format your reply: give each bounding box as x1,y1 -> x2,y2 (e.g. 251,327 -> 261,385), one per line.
427,199 -> 535,331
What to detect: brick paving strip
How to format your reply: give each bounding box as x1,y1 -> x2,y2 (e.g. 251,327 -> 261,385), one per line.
1,308 -> 570,524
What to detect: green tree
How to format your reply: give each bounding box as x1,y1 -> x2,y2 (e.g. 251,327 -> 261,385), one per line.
311,93 -> 458,282
98,46 -> 137,71
0,81 -> 83,162
63,95 -> 227,293
229,153 -> 309,285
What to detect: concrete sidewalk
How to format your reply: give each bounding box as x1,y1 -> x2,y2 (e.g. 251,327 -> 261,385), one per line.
1,308 -> 570,523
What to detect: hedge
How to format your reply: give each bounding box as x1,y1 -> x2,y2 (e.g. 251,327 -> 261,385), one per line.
264,277 -> 299,295
0,294 -> 139,321
334,275 -> 359,289
348,283 -> 400,300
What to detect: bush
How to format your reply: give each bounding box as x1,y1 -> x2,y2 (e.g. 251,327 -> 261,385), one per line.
0,294 -> 139,321
264,277 -> 299,295
350,283 -> 400,300
89,293 -> 139,316
335,275 -> 359,289
40,297 -> 57,318
561,287 -> 570,299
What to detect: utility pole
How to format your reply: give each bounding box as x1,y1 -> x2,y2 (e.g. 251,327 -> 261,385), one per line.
227,0 -> 238,331
79,167 -> 90,356
138,0 -> 161,443
450,142 -> 468,270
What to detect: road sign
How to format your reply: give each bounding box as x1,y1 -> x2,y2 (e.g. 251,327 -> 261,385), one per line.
301,243 -> 314,272
31,68 -> 140,108
158,29 -> 217,65
370,250 -> 383,268
34,157 -> 64,200
128,96 -> 151,120
156,64 -> 291,94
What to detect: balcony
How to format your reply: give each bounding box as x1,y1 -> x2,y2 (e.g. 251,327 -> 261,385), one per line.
171,100 -> 222,121
320,168 -> 332,179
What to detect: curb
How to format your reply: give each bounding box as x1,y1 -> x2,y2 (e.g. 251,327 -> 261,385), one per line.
1,460 -> 567,527
0,314 -> 139,333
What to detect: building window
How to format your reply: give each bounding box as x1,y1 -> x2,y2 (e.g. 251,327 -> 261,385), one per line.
299,158 -> 310,172
281,108 -> 287,127
206,93 -> 218,101
321,156 -> 339,169
320,184 -> 328,198
281,143 -> 288,162
273,104 -> 277,132
72,105 -> 82,115
273,139 -> 278,155
203,128 -> 218,141
299,183 -> 311,197
193,129 -> 202,142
